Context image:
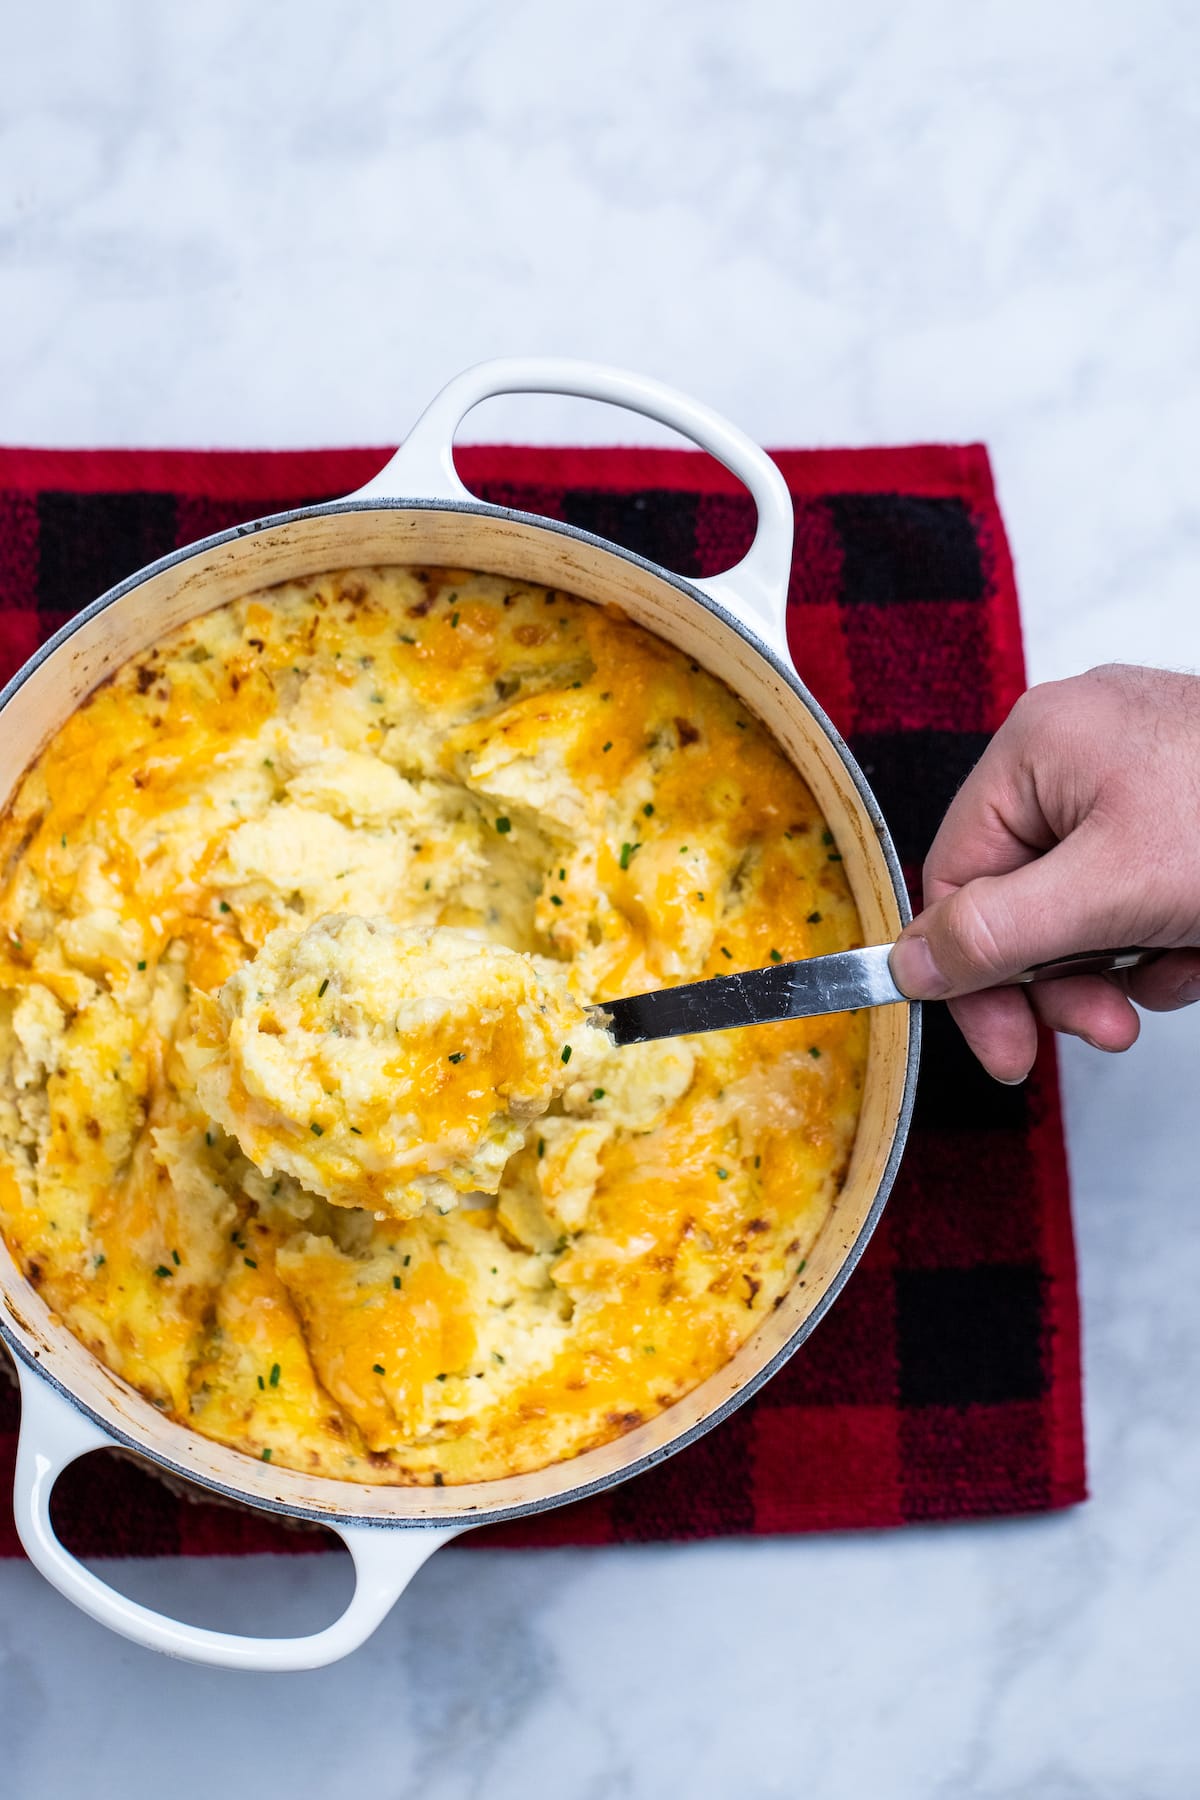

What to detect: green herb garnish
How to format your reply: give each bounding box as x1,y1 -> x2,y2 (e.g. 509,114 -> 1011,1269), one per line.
561,1045 -> 572,1064
318,977 -> 329,997
494,817 -> 512,834
269,1363 -> 280,1387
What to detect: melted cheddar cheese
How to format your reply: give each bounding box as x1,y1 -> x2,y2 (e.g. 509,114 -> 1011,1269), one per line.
0,566 -> 867,1483
187,917 -> 607,1219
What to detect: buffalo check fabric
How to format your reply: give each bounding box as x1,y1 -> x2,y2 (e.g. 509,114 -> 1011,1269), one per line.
0,441 -> 1086,1556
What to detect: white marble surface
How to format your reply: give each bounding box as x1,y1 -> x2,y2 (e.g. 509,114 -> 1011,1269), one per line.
2,1 -> 1199,1793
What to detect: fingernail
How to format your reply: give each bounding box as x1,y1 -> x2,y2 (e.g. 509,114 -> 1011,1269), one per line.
889,935 -> 953,1000
1178,977 -> 1200,1007
994,1073 -> 1027,1087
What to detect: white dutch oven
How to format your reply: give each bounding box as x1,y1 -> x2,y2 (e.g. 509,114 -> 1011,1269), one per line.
0,360 -> 919,1669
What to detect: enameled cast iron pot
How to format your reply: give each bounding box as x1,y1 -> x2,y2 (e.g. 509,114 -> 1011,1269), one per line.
0,360 -> 920,1669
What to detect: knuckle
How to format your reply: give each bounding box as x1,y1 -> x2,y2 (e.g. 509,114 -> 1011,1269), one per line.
935,884 -> 1010,982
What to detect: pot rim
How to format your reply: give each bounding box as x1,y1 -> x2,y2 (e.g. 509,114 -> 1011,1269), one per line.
0,491 -> 921,1531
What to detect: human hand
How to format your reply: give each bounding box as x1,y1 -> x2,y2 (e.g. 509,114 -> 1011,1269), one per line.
888,664 -> 1200,1082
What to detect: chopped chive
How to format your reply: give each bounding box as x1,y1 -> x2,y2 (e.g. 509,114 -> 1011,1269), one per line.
561,1045 -> 573,1064
696,891 -> 705,901
559,868 -> 566,881
373,1363 -> 386,1375
263,756 -> 273,768
318,977 -> 329,997
809,1046 -> 822,1058
797,1259 -> 808,1275
205,1131 -> 213,1146
492,1351 -> 506,1365
261,1447 -> 272,1462
769,949 -> 783,963
154,1264 -> 173,1279
269,1362 -> 280,1387
435,1372 -> 447,1382
244,1256 -> 258,1269
828,852 -> 843,862
591,1088 -> 606,1102
137,959 -> 147,971
219,900 -> 230,913
754,1154 -> 761,1169
494,817 -> 512,834
399,633 -> 417,644
821,830 -> 834,847
257,1375 -> 265,1390
404,1254 -> 411,1266
642,802 -> 655,817
370,691 -> 385,704
643,1344 -> 656,1354
448,1051 -> 465,1064
716,1168 -> 729,1180
61,833 -> 67,848
393,1275 -> 402,1290
310,1121 -> 324,1135
720,946 -> 733,960
618,841 -> 640,870
171,1248 -> 181,1266
679,845 -> 688,854
537,1138 -> 545,1159
450,612 -> 460,628
807,910 -> 823,924
549,893 -> 563,906
94,1253 -> 106,1268
349,1125 -> 362,1135
602,741 -> 613,753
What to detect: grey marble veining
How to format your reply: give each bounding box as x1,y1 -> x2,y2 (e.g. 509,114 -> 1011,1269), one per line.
1,2 -> 1199,1794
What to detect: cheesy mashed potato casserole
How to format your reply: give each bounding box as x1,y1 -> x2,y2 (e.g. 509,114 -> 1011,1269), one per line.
0,566 -> 867,1484
189,917 -> 609,1220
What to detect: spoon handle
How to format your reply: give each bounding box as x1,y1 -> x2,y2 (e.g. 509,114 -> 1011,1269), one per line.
596,945 -> 1158,1046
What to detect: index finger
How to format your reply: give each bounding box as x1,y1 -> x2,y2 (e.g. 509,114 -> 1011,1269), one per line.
920,720 -> 1058,904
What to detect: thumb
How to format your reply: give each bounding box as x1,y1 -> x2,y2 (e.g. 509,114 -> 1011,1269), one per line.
890,828 -> 1128,999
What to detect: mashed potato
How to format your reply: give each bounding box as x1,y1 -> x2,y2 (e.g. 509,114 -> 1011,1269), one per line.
0,566 -> 867,1484
187,917 -> 609,1219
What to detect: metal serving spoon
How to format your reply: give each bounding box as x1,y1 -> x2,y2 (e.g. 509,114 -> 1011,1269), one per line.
594,946 -> 1156,1046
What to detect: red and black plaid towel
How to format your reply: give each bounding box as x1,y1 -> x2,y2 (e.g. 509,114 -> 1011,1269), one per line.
0,442 -> 1085,1556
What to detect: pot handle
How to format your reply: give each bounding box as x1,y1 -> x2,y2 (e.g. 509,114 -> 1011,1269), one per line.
345,357 -> 796,662
12,1363 -> 461,1670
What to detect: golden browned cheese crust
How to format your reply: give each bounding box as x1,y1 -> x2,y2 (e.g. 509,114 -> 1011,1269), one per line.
0,567 -> 867,1484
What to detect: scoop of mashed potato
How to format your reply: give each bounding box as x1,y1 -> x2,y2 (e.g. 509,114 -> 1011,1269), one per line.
187,917 -> 610,1218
